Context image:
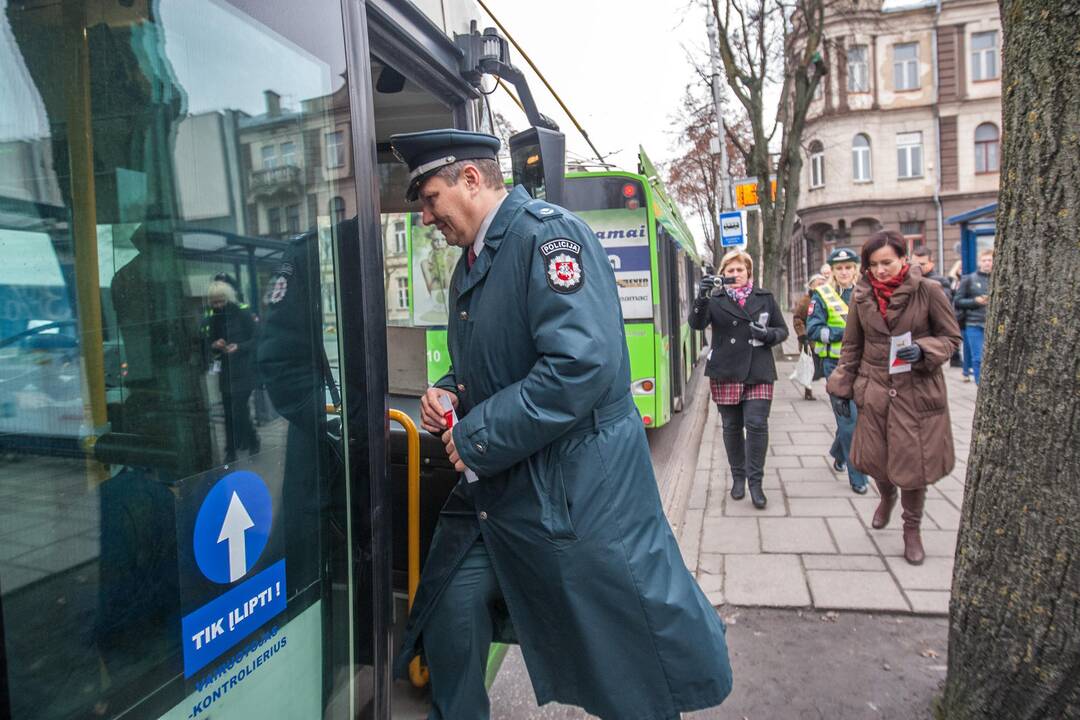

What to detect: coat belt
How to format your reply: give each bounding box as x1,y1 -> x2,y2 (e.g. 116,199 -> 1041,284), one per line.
564,394 -> 637,437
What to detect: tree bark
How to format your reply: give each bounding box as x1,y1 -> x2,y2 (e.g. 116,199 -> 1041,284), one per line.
940,2 -> 1080,718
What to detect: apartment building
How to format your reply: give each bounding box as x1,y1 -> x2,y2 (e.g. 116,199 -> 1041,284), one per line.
789,0 -> 1001,292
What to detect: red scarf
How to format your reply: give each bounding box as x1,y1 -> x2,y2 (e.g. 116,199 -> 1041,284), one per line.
867,264 -> 910,318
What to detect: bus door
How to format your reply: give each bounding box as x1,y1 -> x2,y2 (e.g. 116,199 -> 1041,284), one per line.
661,229 -> 685,413
0,1 -> 382,717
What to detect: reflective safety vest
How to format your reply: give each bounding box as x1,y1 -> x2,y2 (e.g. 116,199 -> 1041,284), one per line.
813,284 -> 849,359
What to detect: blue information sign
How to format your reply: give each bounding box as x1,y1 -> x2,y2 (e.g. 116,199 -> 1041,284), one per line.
720,211 -> 744,247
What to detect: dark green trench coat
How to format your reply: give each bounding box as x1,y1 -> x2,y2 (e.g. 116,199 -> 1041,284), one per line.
394,187 -> 733,719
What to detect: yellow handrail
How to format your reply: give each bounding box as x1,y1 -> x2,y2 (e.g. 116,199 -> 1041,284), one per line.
388,409 -> 429,688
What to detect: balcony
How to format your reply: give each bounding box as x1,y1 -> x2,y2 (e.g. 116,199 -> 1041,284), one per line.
248,164 -> 301,200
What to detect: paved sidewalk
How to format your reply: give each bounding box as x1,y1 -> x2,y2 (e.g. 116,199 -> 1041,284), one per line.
680,360 -> 978,616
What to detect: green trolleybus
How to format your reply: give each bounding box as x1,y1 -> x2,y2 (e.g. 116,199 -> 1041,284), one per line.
392,147 -> 703,429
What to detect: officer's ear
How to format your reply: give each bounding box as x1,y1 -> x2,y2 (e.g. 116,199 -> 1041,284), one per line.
460,163 -> 483,193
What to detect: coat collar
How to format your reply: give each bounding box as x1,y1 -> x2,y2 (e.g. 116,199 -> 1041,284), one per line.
454,186 -> 531,297
854,264 -> 921,332
714,285 -> 770,320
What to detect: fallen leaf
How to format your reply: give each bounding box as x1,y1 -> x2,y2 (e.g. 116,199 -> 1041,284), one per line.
920,648 -> 940,659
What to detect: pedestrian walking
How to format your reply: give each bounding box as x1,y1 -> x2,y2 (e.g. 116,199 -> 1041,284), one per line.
912,246 -> 953,300
953,249 -> 993,385
806,248 -> 870,493
390,129 -> 732,720
689,250 -> 789,509
202,280 -> 260,462
826,230 -> 961,564
793,274 -> 826,399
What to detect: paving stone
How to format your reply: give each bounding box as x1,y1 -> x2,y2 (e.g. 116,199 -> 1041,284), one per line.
698,552 -> 724,575
771,444 -> 832,456
701,517 -> 759,554
871,529 -> 958,558
806,570 -> 910,611
760,517 -> 836,554
788,431 -> 835,445
783,481 -> 859,498
696,571 -> 724,606
826,517 -> 879,554
688,471 -> 709,510
886,556 -> 955,592
850,497 -> 881,526
924,499 -> 962,530
679,508 -> 703,570
724,554 -> 810,607
761,455 -> 803,468
906,590 -> 950,615
779,467 -> 840,483
787,498 -> 857,517
802,554 -> 885,571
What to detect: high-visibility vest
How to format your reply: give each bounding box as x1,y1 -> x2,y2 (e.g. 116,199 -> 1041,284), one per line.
813,284 -> 849,359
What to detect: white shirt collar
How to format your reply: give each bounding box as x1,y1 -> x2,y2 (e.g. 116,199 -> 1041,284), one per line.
471,193 -> 507,255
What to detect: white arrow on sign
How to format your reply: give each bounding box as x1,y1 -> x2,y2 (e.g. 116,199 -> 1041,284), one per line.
218,491 -> 255,582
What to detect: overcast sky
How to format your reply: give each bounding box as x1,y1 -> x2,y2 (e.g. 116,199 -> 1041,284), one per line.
484,1 -> 713,220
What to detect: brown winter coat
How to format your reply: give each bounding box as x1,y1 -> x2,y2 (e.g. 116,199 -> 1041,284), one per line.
792,294 -> 811,338
826,265 -> 962,489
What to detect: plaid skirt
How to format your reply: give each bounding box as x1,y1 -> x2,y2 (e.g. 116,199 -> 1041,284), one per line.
709,379 -> 775,406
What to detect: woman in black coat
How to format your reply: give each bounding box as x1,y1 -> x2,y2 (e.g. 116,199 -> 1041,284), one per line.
203,280 -> 260,461
689,250 -> 789,508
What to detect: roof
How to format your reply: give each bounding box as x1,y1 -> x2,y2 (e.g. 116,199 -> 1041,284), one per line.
946,203 -> 998,225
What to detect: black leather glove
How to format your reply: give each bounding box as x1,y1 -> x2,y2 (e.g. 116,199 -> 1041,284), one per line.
698,278 -> 714,299
830,395 -> 851,418
749,322 -> 769,341
896,343 -> 923,363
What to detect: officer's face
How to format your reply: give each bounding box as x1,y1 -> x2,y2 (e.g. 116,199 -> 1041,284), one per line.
832,262 -> 858,287
417,173 -> 481,248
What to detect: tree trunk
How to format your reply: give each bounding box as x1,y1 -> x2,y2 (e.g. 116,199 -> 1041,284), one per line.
940,2 -> 1080,718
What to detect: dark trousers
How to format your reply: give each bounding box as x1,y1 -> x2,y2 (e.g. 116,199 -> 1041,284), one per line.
222,387 -> 258,456
717,399 -> 771,486
425,540 -> 503,720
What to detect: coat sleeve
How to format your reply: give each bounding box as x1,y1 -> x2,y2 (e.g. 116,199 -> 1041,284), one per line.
689,296 -> 710,330
432,368 -> 458,394
452,224 -> 623,476
825,303 -> 865,399
914,283 -> 962,372
954,275 -> 979,310
792,296 -> 809,337
764,295 -> 789,348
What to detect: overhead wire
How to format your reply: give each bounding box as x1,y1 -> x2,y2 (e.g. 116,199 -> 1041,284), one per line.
476,0 -> 607,164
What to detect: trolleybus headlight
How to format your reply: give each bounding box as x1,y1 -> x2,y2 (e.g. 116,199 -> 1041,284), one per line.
632,378 -> 656,395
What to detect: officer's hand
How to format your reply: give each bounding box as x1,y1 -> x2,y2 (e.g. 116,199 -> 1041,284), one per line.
211,338 -> 226,350
820,329 -> 831,346
896,343 -> 923,363
830,395 -> 851,418
420,387 -> 457,434
698,278 -> 713,299
441,429 -> 466,472
749,322 -> 769,341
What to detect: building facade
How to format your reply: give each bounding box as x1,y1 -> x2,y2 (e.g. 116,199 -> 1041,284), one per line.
789,0 -> 1001,294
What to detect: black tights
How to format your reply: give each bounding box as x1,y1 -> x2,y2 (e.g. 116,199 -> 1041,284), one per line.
717,399 -> 771,485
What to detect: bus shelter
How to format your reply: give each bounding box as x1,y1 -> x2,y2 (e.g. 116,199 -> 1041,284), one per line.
946,202 -> 997,275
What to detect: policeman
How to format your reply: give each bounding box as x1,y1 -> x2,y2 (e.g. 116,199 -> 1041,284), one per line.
806,247 -> 870,493
390,129 -> 732,720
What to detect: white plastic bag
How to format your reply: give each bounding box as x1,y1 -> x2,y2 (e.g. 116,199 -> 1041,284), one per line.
789,350 -> 815,392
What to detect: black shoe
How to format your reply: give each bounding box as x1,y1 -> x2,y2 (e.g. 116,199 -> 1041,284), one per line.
749,483 -> 767,509
832,458 -> 846,472
730,478 -> 746,501
851,482 -> 869,495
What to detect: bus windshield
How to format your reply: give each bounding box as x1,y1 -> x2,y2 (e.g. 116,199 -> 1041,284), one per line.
564,176 -> 652,321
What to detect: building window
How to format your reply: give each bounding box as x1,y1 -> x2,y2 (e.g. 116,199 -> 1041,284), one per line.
261,145 -> 277,169
847,45 -> 869,92
900,220 -> 923,238
809,141 -> 825,189
975,123 -> 1000,173
326,130 -> 345,168
852,134 -> 872,182
267,206 -> 281,235
971,31 -> 998,81
306,193 -> 318,228
285,204 -> 300,234
330,196 -> 346,225
896,132 -> 923,178
396,276 -> 409,310
893,42 -> 920,91
393,221 -> 407,255
280,141 -> 296,166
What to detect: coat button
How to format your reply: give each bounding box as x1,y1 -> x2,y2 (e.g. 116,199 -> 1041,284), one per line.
479,511 -> 488,521
888,389 -> 898,398
457,383 -> 466,393
732,320 -> 737,326
459,310 -> 469,321
474,442 -> 487,454
730,338 -> 736,344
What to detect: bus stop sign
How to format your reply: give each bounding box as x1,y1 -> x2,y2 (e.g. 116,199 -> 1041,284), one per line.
720,211 -> 744,247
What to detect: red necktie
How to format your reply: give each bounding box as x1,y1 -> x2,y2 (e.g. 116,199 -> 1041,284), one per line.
467,246 -> 477,269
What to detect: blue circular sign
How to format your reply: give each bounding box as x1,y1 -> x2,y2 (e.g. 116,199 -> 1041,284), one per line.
193,471 -> 273,585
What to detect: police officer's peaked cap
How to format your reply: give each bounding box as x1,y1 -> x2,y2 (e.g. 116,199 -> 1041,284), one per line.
827,247 -> 859,265
390,129 -> 501,201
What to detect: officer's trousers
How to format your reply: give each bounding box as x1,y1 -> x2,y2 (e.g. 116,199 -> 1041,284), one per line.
823,358 -> 869,490
425,539 -> 503,720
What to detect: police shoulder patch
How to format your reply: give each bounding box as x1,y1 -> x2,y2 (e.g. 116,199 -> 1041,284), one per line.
539,238 -> 584,293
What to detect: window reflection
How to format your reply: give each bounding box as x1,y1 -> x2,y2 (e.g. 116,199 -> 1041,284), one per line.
0,0 -> 358,717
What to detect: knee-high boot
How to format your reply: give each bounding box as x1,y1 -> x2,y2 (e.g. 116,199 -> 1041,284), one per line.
743,400 -> 771,510
900,488 -> 927,565
872,479 -> 898,529
717,405 -> 747,500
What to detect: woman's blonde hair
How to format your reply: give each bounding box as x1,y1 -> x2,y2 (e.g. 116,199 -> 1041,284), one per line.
719,250 -> 753,276
207,280 -> 238,305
